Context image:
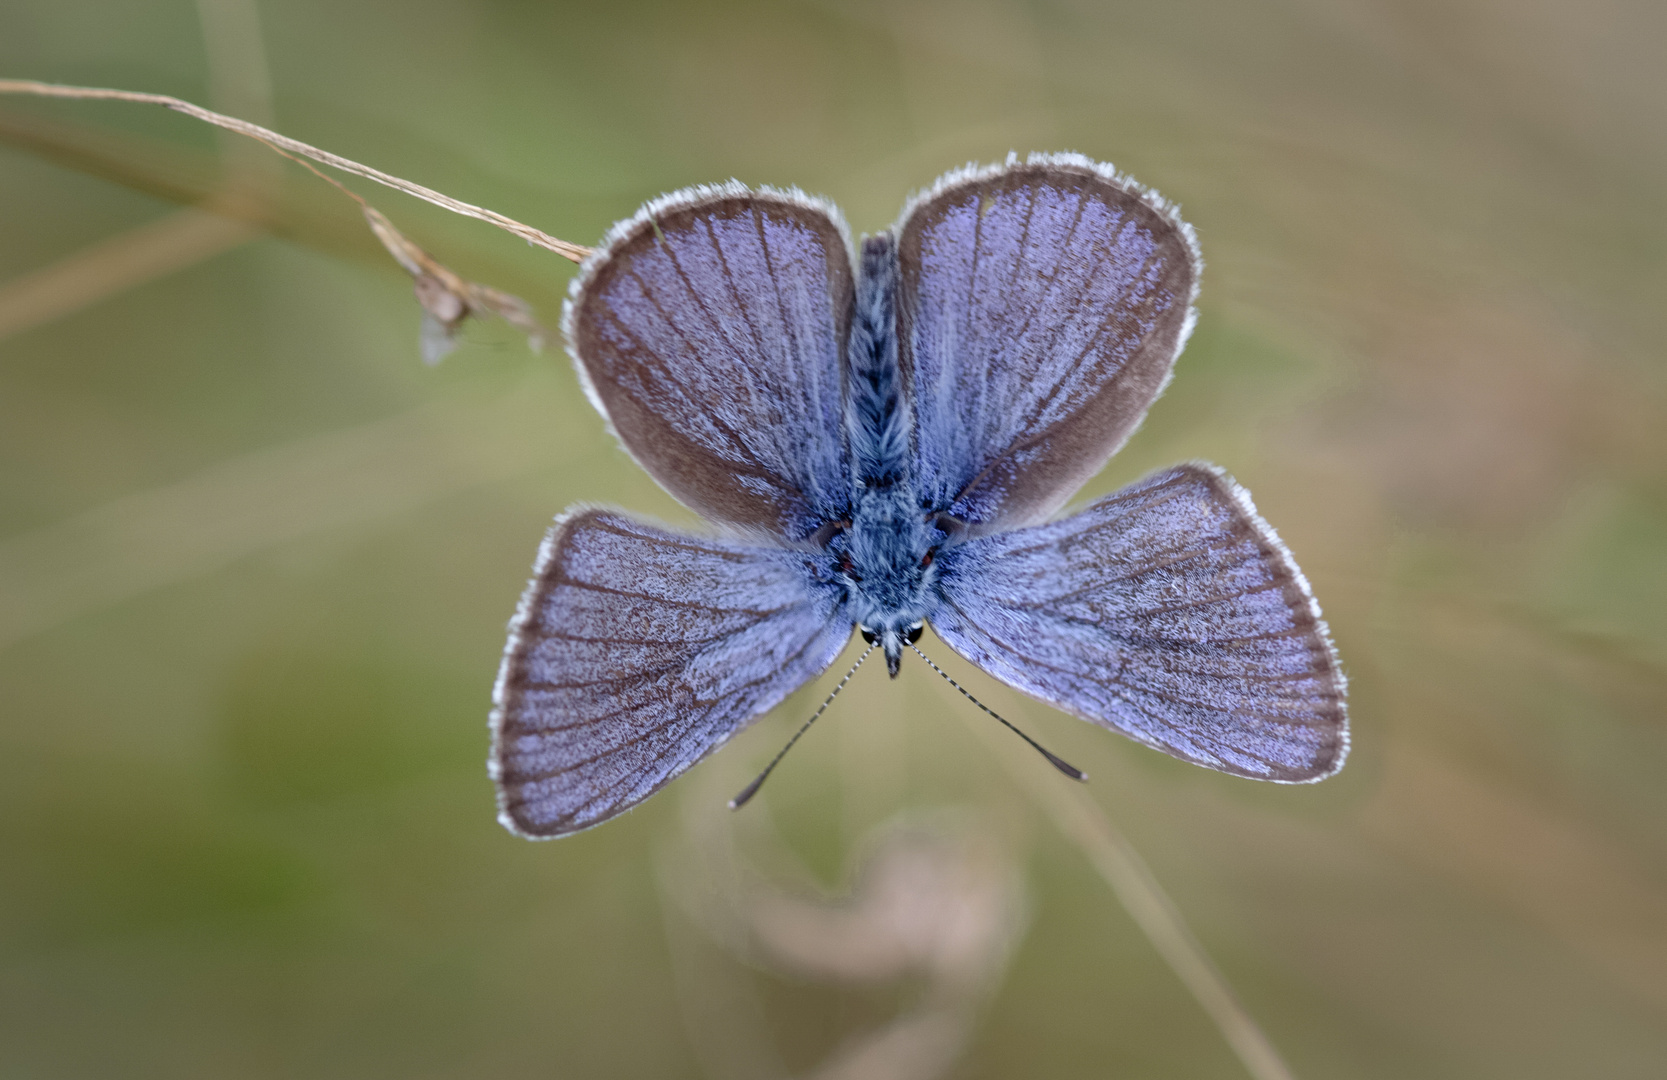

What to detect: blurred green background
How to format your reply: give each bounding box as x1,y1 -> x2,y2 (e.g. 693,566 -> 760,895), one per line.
3,1 -> 1665,1077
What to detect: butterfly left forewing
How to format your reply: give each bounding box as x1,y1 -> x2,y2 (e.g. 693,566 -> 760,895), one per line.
931,465 -> 1347,781
492,509 -> 852,837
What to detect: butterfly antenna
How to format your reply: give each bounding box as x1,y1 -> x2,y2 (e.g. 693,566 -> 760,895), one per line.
730,644 -> 875,810
908,642 -> 1087,782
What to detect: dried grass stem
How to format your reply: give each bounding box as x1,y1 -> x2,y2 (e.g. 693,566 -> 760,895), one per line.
0,78 -> 590,263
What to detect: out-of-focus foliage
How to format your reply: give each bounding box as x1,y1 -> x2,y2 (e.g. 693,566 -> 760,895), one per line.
2,1 -> 1665,1077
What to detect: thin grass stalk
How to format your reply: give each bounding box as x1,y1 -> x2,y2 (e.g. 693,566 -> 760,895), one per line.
0,79 -> 591,263
948,680 -> 1298,1080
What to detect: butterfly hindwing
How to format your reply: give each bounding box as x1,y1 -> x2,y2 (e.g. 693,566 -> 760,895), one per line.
491,509 -> 851,837
896,153 -> 1201,531
931,465 -> 1347,781
565,185 -> 854,540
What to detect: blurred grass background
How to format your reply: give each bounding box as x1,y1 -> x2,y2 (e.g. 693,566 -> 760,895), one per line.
2,0 -> 1665,1076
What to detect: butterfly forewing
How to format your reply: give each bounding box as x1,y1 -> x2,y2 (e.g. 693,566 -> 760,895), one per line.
931,465 -> 1347,781
491,510 -> 852,837
565,186 -> 853,540
896,154 -> 1201,531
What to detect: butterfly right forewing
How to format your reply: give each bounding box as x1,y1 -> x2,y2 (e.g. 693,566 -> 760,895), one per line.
931,465 -> 1347,782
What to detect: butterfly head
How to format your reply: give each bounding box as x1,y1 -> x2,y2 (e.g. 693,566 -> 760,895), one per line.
860,621 -> 925,678
838,490 -> 944,677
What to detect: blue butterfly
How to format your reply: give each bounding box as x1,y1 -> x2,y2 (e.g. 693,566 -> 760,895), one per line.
490,153 -> 1348,838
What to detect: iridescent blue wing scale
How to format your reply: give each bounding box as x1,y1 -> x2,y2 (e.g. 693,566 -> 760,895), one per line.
895,153 -> 1201,531
565,184 -> 854,539
931,465 -> 1348,781
491,510 -> 851,837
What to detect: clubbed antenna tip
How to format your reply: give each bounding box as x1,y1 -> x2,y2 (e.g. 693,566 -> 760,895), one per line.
730,644 -> 875,810
908,642 -> 1086,782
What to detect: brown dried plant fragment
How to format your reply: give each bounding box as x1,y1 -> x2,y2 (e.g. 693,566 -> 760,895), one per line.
0,79 -> 585,363
362,206 -> 545,363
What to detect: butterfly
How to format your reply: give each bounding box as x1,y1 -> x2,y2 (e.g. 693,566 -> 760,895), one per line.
489,152 -> 1348,838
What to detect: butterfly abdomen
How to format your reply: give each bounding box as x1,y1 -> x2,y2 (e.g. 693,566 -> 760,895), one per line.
846,235 -> 909,490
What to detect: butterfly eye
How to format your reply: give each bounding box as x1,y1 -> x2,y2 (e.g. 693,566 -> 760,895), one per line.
859,627 -> 879,645
904,623 -> 925,644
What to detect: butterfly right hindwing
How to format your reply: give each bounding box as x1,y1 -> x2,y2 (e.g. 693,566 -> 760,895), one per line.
895,154 -> 1201,532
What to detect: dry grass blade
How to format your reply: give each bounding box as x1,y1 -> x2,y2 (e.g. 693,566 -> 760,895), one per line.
0,208 -> 254,344
1042,782 -> 1297,1080
948,678 -> 1298,1080
0,391 -> 557,653
0,77 -> 576,358
0,79 -> 591,263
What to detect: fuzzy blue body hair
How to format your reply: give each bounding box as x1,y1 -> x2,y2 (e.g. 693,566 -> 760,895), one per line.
839,235 -> 946,675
